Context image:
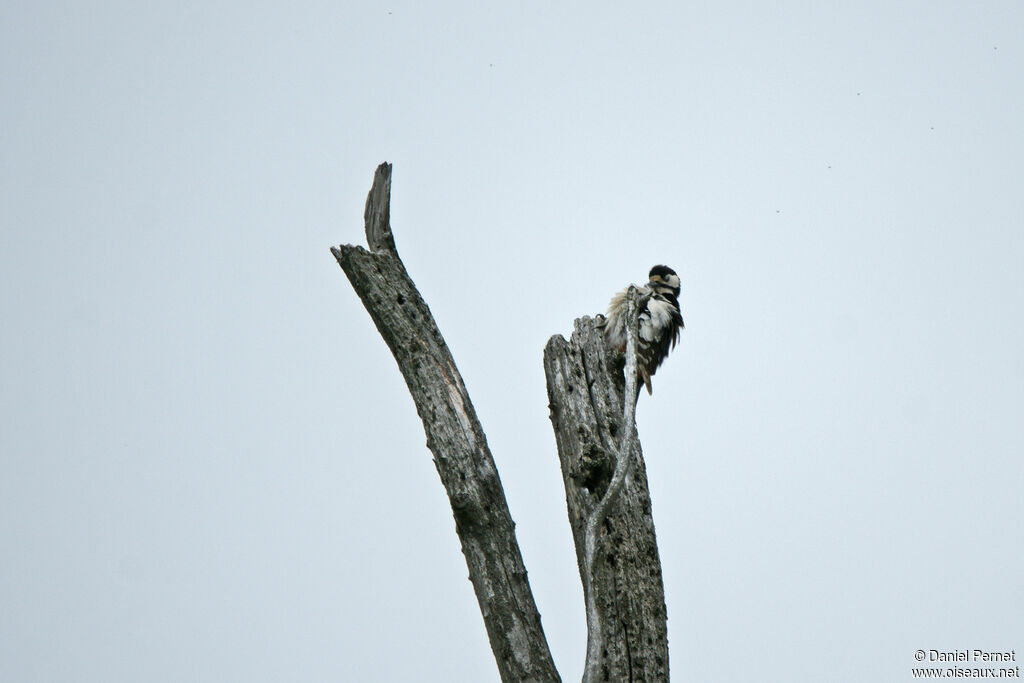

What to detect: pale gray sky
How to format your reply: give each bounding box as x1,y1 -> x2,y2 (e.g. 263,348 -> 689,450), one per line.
2,2 -> 1022,681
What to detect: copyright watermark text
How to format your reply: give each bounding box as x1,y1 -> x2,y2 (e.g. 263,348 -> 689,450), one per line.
912,649 -> 1019,678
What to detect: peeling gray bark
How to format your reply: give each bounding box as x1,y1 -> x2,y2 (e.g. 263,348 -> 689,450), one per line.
544,317 -> 670,682
331,163 -> 560,683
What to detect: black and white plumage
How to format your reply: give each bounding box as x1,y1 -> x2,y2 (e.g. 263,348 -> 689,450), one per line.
602,265 -> 684,395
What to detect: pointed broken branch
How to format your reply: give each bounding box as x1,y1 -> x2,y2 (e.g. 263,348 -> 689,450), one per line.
362,162 -> 396,253
331,163 -> 560,683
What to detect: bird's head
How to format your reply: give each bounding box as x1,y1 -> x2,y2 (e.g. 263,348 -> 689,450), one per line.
648,265 -> 681,297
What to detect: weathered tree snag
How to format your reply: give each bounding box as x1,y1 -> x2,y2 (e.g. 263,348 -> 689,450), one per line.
544,314 -> 670,682
331,163 -> 560,683
334,163 -> 671,683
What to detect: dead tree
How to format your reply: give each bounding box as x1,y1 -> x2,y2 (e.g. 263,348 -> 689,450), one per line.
332,163 -> 669,682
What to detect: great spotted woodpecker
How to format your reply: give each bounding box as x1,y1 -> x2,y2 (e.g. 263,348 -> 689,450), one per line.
602,265 -> 684,395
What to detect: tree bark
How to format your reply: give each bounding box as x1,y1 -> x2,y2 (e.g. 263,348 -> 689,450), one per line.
331,163 -> 560,683
543,317 -> 670,682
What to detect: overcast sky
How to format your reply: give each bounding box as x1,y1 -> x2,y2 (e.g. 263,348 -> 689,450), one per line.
2,2 -> 1023,681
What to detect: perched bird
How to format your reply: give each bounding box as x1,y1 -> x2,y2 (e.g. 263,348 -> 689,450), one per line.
602,265 -> 684,395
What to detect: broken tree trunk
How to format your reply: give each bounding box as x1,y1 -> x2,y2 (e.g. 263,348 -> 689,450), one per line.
544,317 -> 671,682
333,163 -> 670,682
331,163 -> 560,683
